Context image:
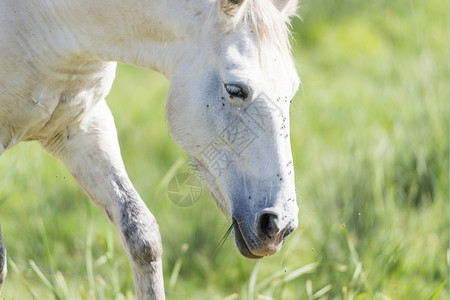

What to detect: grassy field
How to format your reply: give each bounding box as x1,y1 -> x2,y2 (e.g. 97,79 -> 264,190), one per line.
0,0 -> 448,299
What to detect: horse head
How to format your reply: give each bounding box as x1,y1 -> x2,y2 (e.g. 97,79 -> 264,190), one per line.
166,0 -> 300,258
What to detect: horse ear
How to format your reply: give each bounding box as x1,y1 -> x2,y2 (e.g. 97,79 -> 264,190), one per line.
272,0 -> 298,17
221,0 -> 247,16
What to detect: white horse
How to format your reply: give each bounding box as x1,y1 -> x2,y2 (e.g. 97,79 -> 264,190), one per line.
0,0 -> 300,298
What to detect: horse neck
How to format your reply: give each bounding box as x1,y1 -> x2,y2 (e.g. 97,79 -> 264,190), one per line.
21,0 -> 217,79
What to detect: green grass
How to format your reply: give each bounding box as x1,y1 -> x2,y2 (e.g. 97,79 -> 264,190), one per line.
0,0 -> 448,299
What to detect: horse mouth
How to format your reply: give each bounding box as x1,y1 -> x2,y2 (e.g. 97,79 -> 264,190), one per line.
232,218 -> 264,259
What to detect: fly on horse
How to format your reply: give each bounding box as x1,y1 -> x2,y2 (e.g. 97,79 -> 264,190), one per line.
0,0 -> 300,298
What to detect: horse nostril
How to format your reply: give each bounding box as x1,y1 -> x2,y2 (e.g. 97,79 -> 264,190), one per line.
282,223 -> 295,240
257,212 -> 280,239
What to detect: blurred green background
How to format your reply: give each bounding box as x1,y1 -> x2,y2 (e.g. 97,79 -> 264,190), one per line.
0,0 -> 448,299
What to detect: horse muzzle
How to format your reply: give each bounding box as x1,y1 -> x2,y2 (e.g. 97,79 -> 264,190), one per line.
232,209 -> 298,259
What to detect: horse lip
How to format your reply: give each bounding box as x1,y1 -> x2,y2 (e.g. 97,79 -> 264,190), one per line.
232,218 -> 263,259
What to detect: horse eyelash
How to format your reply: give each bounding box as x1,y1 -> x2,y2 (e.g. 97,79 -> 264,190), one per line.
224,83 -> 249,100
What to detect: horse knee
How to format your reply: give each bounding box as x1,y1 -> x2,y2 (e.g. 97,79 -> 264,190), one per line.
0,229 -> 6,290
0,248 -> 5,290
119,211 -> 165,299
122,218 -> 163,266
128,235 -> 162,267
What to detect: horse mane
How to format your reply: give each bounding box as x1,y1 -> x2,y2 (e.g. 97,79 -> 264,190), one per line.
219,0 -> 294,65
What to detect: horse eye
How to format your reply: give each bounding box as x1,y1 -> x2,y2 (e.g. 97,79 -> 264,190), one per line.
224,83 -> 249,100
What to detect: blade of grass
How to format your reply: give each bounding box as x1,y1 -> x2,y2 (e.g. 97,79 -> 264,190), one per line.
312,284 -> 332,299
9,258 -> 38,299
86,220 -> 95,294
29,259 -> 61,299
156,157 -> 186,192
283,262 -> 318,282
169,243 -> 189,288
256,262 -> 318,291
55,271 -> 73,299
306,280 -> 313,299
248,260 -> 260,300
428,281 -> 447,300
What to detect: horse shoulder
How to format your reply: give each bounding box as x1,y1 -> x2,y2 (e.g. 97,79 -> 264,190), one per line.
0,47 -> 117,150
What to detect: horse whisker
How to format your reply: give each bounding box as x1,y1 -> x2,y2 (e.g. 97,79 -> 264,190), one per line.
213,220 -> 236,260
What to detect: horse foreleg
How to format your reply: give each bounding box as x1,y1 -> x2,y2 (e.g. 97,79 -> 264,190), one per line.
40,100 -> 165,300
0,225 -> 6,292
